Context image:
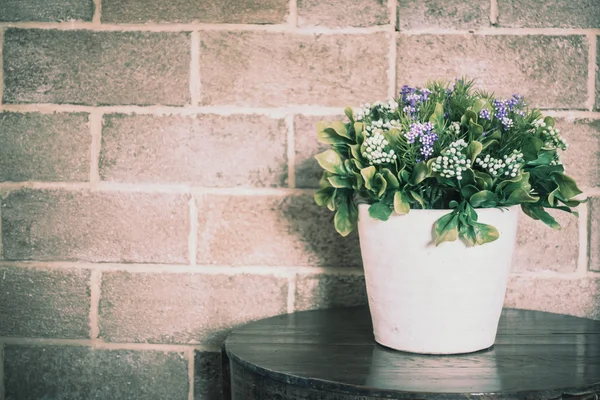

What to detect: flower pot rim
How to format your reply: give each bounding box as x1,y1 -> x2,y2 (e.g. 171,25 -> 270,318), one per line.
357,203 -> 519,214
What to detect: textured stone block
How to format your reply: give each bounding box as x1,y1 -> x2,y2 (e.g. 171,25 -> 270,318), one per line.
197,194 -> 362,267
555,119 -> 600,189
101,114 -> 287,186
0,112 -> 90,182
298,0 -> 389,28
589,197 -> 600,271
513,210 -> 579,273
3,29 -> 190,106
295,114 -> 343,188
195,351 -> 222,400
497,0 -> 600,28
199,31 -> 389,107
597,37 -> 600,111
99,271 -> 288,345
294,273 -> 367,311
397,0 -> 489,30
397,35 -> 589,109
3,345 -> 189,400
0,0 -> 94,21
1,189 -> 189,263
0,266 -> 90,338
505,277 -> 600,320
102,0 -> 288,23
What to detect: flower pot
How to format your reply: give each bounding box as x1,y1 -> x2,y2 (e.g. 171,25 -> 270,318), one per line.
357,204 -> 519,355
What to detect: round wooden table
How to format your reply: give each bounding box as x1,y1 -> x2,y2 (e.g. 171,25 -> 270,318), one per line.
222,306 -> 600,400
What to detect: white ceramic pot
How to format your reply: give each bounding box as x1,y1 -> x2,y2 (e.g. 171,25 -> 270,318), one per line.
357,204 -> 519,355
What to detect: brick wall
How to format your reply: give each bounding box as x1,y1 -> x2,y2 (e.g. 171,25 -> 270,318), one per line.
0,0 -> 599,399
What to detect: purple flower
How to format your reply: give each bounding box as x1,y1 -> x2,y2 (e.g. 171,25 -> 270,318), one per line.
479,109 -> 491,120
408,122 -> 438,160
506,94 -> 523,111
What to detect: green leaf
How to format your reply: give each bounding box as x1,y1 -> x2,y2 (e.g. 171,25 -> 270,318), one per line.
384,128 -> 404,149
553,173 -> 583,200
523,205 -> 561,229
326,189 -> 338,211
470,190 -> 499,208
330,121 -> 351,140
472,99 -> 489,114
361,166 -> 376,190
434,213 -> 459,246
506,188 -> 539,204
468,120 -> 484,140
410,162 -> 429,185
315,150 -> 346,174
529,165 -> 564,180
548,187 -> 559,206
314,187 -> 335,207
521,136 -> 544,161
527,149 -> 557,166
399,169 -> 410,183
449,200 -> 459,209
381,168 -> 400,190
344,107 -> 354,123
544,116 -> 555,128
460,185 -> 479,199
465,141 -> 483,163
472,222 -> 500,245
459,223 -> 477,247
369,201 -> 393,221
317,123 -> 351,145
334,197 -> 357,237
461,110 -> 477,126
327,175 -> 352,189
474,171 -> 493,190
375,173 -> 387,198
429,102 -> 445,129
408,190 -> 425,209
354,122 -> 364,144
349,144 -> 362,160
393,191 -> 410,215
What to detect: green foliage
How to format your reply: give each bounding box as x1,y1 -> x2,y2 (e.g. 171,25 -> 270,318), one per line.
313,78 -> 585,245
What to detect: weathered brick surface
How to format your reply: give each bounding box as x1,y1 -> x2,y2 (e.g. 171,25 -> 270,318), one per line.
99,271 -> 288,345
295,273 -> 367,312
0,0 -> 94,22
505,277 -> 600,320
3,345 -> 189,400
513,210 -> 579,273
102,0 -> 287,23
497,0 -> 600,28
397,0 -> 489,30
101,114 -> 287,187
596,37 -> 600,111
1,189 -> 189,263
397,35 -> 589,109
0,266 -> 90,338
199,32 -> 389,107
3,29 -> 190,106
197,195 -> 362,267
298,0 -> 389,28
195,351 -> 222,400
295,114 -> 342,188
589,197 -> 600,271
0,112 -> 90,182
555,119 -> 600,189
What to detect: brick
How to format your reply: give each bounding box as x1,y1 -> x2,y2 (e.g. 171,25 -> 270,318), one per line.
3,345 -> 189,400
98,271 -> 288,345
497,0 -> 600,28
596,37 -> 600,111
397,0 -> 489,30
195,351 -> 222,400
197,194 -> 362,267
513,209 -> 579,273
102,0 -> 287,24
589,197 -> 600,271
295,114 -> 343,188
397,35 -> 589,109
100,114 -> 287,187
0,0 -> 93,22
505,276 -> 600,320
3,29 -> 190,106
298,0 -> 389,28
199,31 -> 389,107
294,273 -> 367,312
0,266 -> 90,338
1,189 -> 189,263
0,112 -> 90,182
555,119 -> 600,189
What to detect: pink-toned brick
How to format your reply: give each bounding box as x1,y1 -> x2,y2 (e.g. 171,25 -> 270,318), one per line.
555,119 -> 600,189
397,0 -> 489,30
101,114 -> 287,187
199,31 -> 389,107
298,0 -> 389,28
497,0 -> 600,28
197,194 -> 362,267
589,197 -> 600,272
294,273 -> 367,312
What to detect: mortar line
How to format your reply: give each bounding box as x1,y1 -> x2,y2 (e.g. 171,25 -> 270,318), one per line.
89,112 -> 102,184
489,0 -> 498,25
0,342 -> 4,400
387,21 -> 397,98
543,110 -> 600,119
0,204 -> 3,261
288,0 -> 298,27
187,348 -> 195,400
285,114 -> 296,188
190,31 -> 201,106
509,270 -> 590,280
287,274 -> 297,314
0,337 -> 208,352
587,34 -> 597,111
584,187 -> 600,197
92,0 -> 102,24
389,0 -> 397,32
0,261 -> 365,275
89,270 -> 102,340
188,196 -> 198,266
0,29 -> 4,106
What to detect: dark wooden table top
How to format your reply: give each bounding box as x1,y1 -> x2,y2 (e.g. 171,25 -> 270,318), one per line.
224,306 -> 600,400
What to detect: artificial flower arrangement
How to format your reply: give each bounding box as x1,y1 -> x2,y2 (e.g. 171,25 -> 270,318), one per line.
314,79 -> 584,246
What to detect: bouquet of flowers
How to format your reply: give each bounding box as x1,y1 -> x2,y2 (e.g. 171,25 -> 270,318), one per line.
314,79 -> 584,246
